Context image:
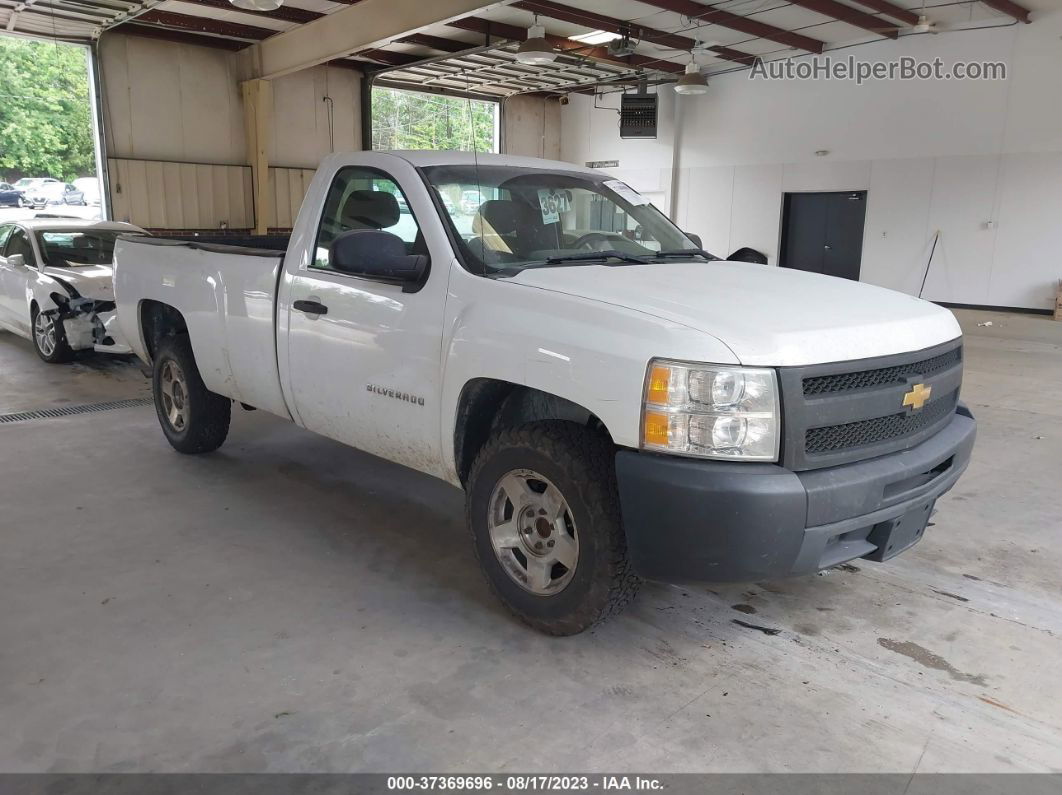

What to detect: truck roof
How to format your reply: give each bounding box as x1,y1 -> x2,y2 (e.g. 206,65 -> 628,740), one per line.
373,150 -> 601,176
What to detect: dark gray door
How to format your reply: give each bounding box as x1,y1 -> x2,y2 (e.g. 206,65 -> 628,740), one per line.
780,191 -> 867,280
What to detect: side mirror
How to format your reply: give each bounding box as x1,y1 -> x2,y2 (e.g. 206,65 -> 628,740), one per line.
6,254 -> 25,268
684,232 -> 703,249
329,229 -> 428,292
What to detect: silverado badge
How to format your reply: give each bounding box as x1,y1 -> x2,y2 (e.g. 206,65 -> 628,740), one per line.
902,383 -> 932,411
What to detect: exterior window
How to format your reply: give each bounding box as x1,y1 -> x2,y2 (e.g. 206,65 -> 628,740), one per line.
313,166 -> 421,271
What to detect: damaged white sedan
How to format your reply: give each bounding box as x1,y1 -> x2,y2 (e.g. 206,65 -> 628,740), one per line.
0,219 -> 146,363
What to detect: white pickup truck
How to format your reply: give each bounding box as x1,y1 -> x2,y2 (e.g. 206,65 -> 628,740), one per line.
114,151 -> 976,635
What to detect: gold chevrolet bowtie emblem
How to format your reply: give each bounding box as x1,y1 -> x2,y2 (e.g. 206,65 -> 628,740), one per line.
903,383 -> 932,411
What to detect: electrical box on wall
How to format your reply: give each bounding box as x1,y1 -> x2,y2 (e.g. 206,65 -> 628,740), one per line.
620,94 -> 657,139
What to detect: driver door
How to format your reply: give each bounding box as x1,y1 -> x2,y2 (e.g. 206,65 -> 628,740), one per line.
0,227 -> 35,332
280,160 -> 451,478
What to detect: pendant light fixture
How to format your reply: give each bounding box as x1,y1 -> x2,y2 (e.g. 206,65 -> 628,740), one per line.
674,60 -> 708,96
230,0 -> 283,11
516,15 -> 557,65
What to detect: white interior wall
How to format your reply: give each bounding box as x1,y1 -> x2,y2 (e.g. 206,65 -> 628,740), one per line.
560,9 -> 1062,311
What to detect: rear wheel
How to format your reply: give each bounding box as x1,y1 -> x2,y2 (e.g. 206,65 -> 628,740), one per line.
466,422 -> 640,635
152,334 -> 231,454
31,306 -> 73,363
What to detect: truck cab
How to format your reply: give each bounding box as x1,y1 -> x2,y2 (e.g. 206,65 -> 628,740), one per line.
114,151 -> 975,635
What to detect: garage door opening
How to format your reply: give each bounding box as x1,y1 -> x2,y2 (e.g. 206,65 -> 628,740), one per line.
371,86 -> 499,154
0,36 -> 104,221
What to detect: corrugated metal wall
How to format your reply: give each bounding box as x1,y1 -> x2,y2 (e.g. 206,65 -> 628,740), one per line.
269,167 -> 316,229
108,159 -> 254,229
107,159 -> 316,230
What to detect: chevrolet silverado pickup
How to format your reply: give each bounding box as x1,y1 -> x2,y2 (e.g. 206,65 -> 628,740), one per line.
113,151 -> 976,635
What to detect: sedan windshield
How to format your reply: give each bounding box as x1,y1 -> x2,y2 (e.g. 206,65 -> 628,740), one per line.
422,165 -> 710,275
36,230 -> 122,267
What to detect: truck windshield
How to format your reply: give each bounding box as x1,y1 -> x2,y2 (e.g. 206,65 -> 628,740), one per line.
421,165 -> 710,275
36,230 -> 123,267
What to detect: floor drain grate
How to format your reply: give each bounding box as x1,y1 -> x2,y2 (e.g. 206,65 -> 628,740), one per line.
0,397 -> 154,424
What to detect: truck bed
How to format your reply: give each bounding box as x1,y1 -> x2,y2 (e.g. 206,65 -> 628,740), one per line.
113,233 -> 291,419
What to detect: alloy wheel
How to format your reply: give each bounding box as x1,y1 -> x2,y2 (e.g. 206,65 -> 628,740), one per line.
488,469 -> 579,595
34,312 -> 57,357
159,360 -> 191,432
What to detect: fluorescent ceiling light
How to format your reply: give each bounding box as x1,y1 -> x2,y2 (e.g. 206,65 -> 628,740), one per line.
569,30 -> 622,45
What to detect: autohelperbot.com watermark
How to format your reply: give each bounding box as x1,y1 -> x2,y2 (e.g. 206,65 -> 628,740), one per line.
750,55 -> 1007,85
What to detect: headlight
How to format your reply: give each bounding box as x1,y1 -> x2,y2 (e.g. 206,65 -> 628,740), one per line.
641,360 -> 780,461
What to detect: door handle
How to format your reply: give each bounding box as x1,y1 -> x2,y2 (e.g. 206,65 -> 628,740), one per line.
293,299 -> 328,315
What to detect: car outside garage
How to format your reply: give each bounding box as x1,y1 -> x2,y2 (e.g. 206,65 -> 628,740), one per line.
1,0 -> 1061,791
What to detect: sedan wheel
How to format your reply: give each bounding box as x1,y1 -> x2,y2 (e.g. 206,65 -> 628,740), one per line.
34,312 -> 57,357
31,307 -> 73,363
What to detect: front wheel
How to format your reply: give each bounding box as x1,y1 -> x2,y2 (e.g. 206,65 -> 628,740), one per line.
31,306 -> 73,363
466,422 -> 640,635
152,334 -> 231,454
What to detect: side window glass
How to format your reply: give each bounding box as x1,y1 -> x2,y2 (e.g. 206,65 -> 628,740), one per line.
5,229 -> 35,265
0,225 -> 12,252
313,167 -> 422,271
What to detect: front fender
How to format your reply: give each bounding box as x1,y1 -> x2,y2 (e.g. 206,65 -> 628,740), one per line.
439,268 -> 739,484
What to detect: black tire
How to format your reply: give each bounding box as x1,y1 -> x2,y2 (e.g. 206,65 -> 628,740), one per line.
466,421 -> 640,635
30,305 -> 74,363
152,334 -> 231,454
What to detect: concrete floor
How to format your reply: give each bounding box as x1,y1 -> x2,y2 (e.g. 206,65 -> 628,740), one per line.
1,309 -> 1060,773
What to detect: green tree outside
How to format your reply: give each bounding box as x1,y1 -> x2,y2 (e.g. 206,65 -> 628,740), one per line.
0,37 -> 95,182
372,87 -> 497,153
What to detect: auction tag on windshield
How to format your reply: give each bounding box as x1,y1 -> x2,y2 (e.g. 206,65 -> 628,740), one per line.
537,188 -> 571,224
604,179 -> 649,206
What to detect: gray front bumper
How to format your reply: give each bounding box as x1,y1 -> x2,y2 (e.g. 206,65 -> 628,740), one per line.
615,406 -> 976,583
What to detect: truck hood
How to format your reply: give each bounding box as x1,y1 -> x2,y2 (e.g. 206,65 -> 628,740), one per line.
511,261 -> 961,367
43,264 -> 114,301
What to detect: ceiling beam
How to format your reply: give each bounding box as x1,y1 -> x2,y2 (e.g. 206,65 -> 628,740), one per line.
845,0 -> 919,26
978,0 -> 1031,23
239,0 -> 508,79
632,0 -> 824,53
514,0 -> 693,50
175,0 -> 322,25
115,22 -> 250,48
448,15 -> 686,74
785,0 -> 898,38
133,9 -> 275,39
512,0 -> 758,66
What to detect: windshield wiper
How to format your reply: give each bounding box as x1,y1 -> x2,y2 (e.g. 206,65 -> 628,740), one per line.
539,250 -> 651,266
653,249 -> 720,261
